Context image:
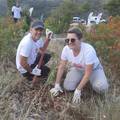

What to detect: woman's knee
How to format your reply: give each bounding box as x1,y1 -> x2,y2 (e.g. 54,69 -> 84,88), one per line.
63,67 -> 83,91
92,82 -> 109,93
63,80 -> 76,91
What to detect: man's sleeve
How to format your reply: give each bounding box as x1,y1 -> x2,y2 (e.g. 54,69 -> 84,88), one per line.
20,42 -> 32,57
11,6 -> 14,12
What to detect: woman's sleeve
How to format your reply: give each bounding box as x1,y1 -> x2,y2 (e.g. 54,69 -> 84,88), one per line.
61,47 -> 68,60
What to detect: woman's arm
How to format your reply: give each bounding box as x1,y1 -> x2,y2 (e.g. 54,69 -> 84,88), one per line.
77,64 -> 93,90
55,60 -> 67,84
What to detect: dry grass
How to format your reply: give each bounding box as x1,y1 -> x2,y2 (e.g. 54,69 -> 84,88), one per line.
0,37 -> 120,120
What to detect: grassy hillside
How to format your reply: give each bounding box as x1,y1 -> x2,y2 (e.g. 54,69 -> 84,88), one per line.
0,16 -> 120,120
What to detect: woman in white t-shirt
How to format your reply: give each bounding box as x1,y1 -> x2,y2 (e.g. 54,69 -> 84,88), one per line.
50,27 -> 108,104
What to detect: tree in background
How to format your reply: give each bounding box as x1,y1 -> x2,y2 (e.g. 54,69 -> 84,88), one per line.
20,0 -> 62,19
45,0 -> 90,33
7,0 -> 16,10
104,0 -> 120,16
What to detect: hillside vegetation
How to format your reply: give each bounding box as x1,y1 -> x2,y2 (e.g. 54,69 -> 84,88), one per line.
0,0 -> 120,119
0,0 -> 111,17
0,14 -> 120,119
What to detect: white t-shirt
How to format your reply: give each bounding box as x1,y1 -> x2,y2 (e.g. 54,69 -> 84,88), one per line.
61,42 -> 100,70
12,6 -> 22,19
16,33 -> 44,73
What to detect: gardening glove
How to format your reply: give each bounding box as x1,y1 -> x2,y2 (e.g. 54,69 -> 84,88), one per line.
46,28 -> 53,40
50,83 -> 63,96
72,89 -> 81,104
31,65 -> 41,76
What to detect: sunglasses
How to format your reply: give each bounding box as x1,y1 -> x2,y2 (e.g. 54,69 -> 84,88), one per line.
65,38 -> 76,44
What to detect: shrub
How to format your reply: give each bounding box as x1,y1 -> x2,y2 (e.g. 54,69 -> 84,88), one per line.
0,16 -> 25,61
85,16 -> 120,76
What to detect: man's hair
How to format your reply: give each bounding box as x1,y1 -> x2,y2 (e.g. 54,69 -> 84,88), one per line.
67,27 -> 83,40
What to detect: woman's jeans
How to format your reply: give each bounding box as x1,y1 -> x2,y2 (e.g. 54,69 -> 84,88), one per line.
63,64 -> 109,93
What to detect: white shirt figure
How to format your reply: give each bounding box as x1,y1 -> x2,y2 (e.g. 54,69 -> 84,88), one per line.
61,42 -> 100,70
29,7 -> 34,17
12,5 -> 22,20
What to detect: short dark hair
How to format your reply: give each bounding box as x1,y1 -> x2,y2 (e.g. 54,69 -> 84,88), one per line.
67,27 -> 83,40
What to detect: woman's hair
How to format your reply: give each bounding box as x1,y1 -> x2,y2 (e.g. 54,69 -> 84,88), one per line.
67,27 -> 83,40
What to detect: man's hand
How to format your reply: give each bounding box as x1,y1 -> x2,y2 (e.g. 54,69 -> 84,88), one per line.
31,65 -> 41,76
50,84 -> 63,96
46,28 -> 53,40
72,89 -> 81,104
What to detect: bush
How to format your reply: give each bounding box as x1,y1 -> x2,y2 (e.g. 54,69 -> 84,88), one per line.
45,1 -> 90,34
85,16 -> 120,76
0,16 -> 25,61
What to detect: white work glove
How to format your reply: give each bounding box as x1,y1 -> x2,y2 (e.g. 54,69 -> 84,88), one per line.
46,28 -> 53,39
72,89 -> 81,104
31,65 -> 41,76
50,83 -> 63,96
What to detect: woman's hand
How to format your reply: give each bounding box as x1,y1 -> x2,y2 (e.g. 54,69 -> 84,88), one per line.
73,63 -> 84,69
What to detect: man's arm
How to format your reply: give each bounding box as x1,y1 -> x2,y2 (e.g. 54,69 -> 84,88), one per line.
20,55 -> 32,73
11,6 -> 14,16
37,33 -> 52,68
32,31 -> 53,84
41,29 -> 53,53
42,38 -> 50,51
32,37 -> 52,84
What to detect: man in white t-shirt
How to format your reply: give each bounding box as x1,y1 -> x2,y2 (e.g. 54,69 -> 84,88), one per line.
50,27 -> 109,104
16,20 -> 52,85
11,3 -> 22,23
